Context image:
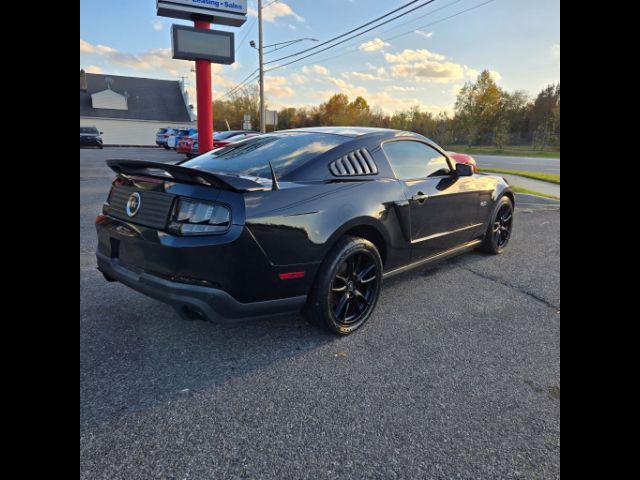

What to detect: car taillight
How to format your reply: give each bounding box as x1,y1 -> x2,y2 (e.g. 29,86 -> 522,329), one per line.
168,198 -> 231,235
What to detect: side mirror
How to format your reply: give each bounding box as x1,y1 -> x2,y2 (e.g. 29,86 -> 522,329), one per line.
455,163 -> 473,177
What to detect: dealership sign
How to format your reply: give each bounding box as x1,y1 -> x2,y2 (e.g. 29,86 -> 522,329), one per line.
172,25 -> 235,64
157,0 -> 247,27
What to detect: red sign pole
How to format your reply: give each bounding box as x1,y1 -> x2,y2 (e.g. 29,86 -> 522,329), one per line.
194,19 -> 213,153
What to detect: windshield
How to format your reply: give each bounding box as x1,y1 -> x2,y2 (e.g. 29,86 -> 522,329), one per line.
80,127 -> 99,134
181,133 -> 348,179
157,128 -> 168,134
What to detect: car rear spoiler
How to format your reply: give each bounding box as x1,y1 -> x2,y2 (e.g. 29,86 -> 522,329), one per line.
106,159 -> 267,192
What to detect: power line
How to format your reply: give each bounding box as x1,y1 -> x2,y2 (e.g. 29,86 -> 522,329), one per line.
218,0 -> 494,102
215,69 -> 259,100
263,0 -> 437,70
266,0 -> 494,75
264,0 -> 428,65
235,16 -> 258,54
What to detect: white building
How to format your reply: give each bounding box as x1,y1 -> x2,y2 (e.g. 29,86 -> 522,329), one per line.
80,70 -> 195,146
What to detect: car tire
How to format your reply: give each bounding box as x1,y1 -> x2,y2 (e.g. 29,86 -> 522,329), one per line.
479,196 -> 514,254
163,145 -> 170,150
303,236 -> 382,335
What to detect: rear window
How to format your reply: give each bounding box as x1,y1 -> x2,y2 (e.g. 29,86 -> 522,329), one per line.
182,133 -> 348,179
80,127 -> 99,134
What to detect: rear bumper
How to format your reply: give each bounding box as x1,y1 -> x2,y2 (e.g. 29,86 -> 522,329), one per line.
96,252 -> 307,323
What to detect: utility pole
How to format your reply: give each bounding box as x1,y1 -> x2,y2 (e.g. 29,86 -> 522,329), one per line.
258,0 -> 266,133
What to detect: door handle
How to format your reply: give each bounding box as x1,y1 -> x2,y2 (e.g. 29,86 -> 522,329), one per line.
412,192 -> 429,203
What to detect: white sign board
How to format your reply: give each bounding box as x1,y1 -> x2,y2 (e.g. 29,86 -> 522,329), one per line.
157,0 -> 247,27
265,110 -> 278,127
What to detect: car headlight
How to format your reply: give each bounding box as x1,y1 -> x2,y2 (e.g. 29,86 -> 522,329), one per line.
168,198 -> 231,235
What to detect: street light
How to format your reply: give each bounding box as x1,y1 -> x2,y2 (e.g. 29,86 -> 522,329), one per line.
252,2 -> 319,133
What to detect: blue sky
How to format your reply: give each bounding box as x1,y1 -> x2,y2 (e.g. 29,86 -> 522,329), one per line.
80,0 -> 560,114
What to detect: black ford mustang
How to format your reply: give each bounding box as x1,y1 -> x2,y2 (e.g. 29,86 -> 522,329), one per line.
96,127 -> 514,334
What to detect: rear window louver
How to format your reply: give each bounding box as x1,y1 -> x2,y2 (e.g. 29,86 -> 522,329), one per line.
329,148 -> 378,176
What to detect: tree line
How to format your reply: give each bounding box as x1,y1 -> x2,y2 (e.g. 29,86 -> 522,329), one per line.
212,69 -> 559,150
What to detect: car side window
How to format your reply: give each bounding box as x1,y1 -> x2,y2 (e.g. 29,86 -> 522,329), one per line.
382,140 -> 451,180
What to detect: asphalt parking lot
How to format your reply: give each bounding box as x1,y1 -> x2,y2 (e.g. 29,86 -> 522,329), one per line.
80,147 -> 560,480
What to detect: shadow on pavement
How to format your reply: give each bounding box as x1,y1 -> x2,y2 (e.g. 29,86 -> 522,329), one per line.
80,272 -> 335,430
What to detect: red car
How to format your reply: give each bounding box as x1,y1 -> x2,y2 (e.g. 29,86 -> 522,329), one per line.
212,131 -> 259,149
176,133 -> 197,154
447,151 -> 478,173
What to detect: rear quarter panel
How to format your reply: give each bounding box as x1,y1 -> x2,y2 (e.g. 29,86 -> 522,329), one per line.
244,179 -> 411,271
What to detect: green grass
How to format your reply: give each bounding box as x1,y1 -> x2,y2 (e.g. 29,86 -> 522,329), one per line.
512,186 -> 560,201
478,168 -> 560,185
445,145 -> 560,159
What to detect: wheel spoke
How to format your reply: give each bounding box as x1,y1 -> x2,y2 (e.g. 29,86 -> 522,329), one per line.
332,275 -> 348,292
501,211 -> 512,222
354,289 -> 369,306
360,274 -> 377,284
493,222 -> 501,233
335,294 -> 349,319
356,264 -> 375,282
352,254 -> 361,277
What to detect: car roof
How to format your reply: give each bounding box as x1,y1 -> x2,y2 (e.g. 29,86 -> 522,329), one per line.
273,126 -> 431,141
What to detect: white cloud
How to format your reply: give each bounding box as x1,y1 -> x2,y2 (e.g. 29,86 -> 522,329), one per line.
248,2 -> 304,22
290,73 -> 309,84
84,65 -> 104,74
552,44 -> 560,61
80,39 -> 116,55
343,72 -> 376,81
302,64 -> 329,76
385,49 -> 446,63
414,30 -> 433,39
265,76 -> 294,97
359,38 -> 391,52
489,70 -> 502,82
288,24 -> 297,30
80,39 -> 231,80
151,20 -> 163,31
342,67 -> 387,82
388,85 -> 417,92
390,61 -> 465,83
464,66 -> 479,78
384,48 -> 469,83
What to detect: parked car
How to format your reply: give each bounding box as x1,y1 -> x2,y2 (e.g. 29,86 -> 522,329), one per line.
213,130 -> 259,149
447,151 -> 478,173
96,127 -> 513,335
168,128 -> 197,149
156,128 -> 178,149
176,133 -> 198,154
80,126 -> 103,149
187,131 -> 259,158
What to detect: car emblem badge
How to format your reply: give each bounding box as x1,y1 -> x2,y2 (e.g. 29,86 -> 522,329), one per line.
480,200 -> 488,207
126,192 -> 142,217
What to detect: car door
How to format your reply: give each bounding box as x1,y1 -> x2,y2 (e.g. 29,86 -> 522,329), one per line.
381,140 -> 481,262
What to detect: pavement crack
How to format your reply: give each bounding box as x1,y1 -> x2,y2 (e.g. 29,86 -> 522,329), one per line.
454,261 -> 560,310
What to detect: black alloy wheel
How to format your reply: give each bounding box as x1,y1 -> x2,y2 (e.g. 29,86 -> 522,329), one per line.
330,251 -> 379,326
304,236 -> 382,335
493,203 -> 513,248
480,196 -> 514,254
